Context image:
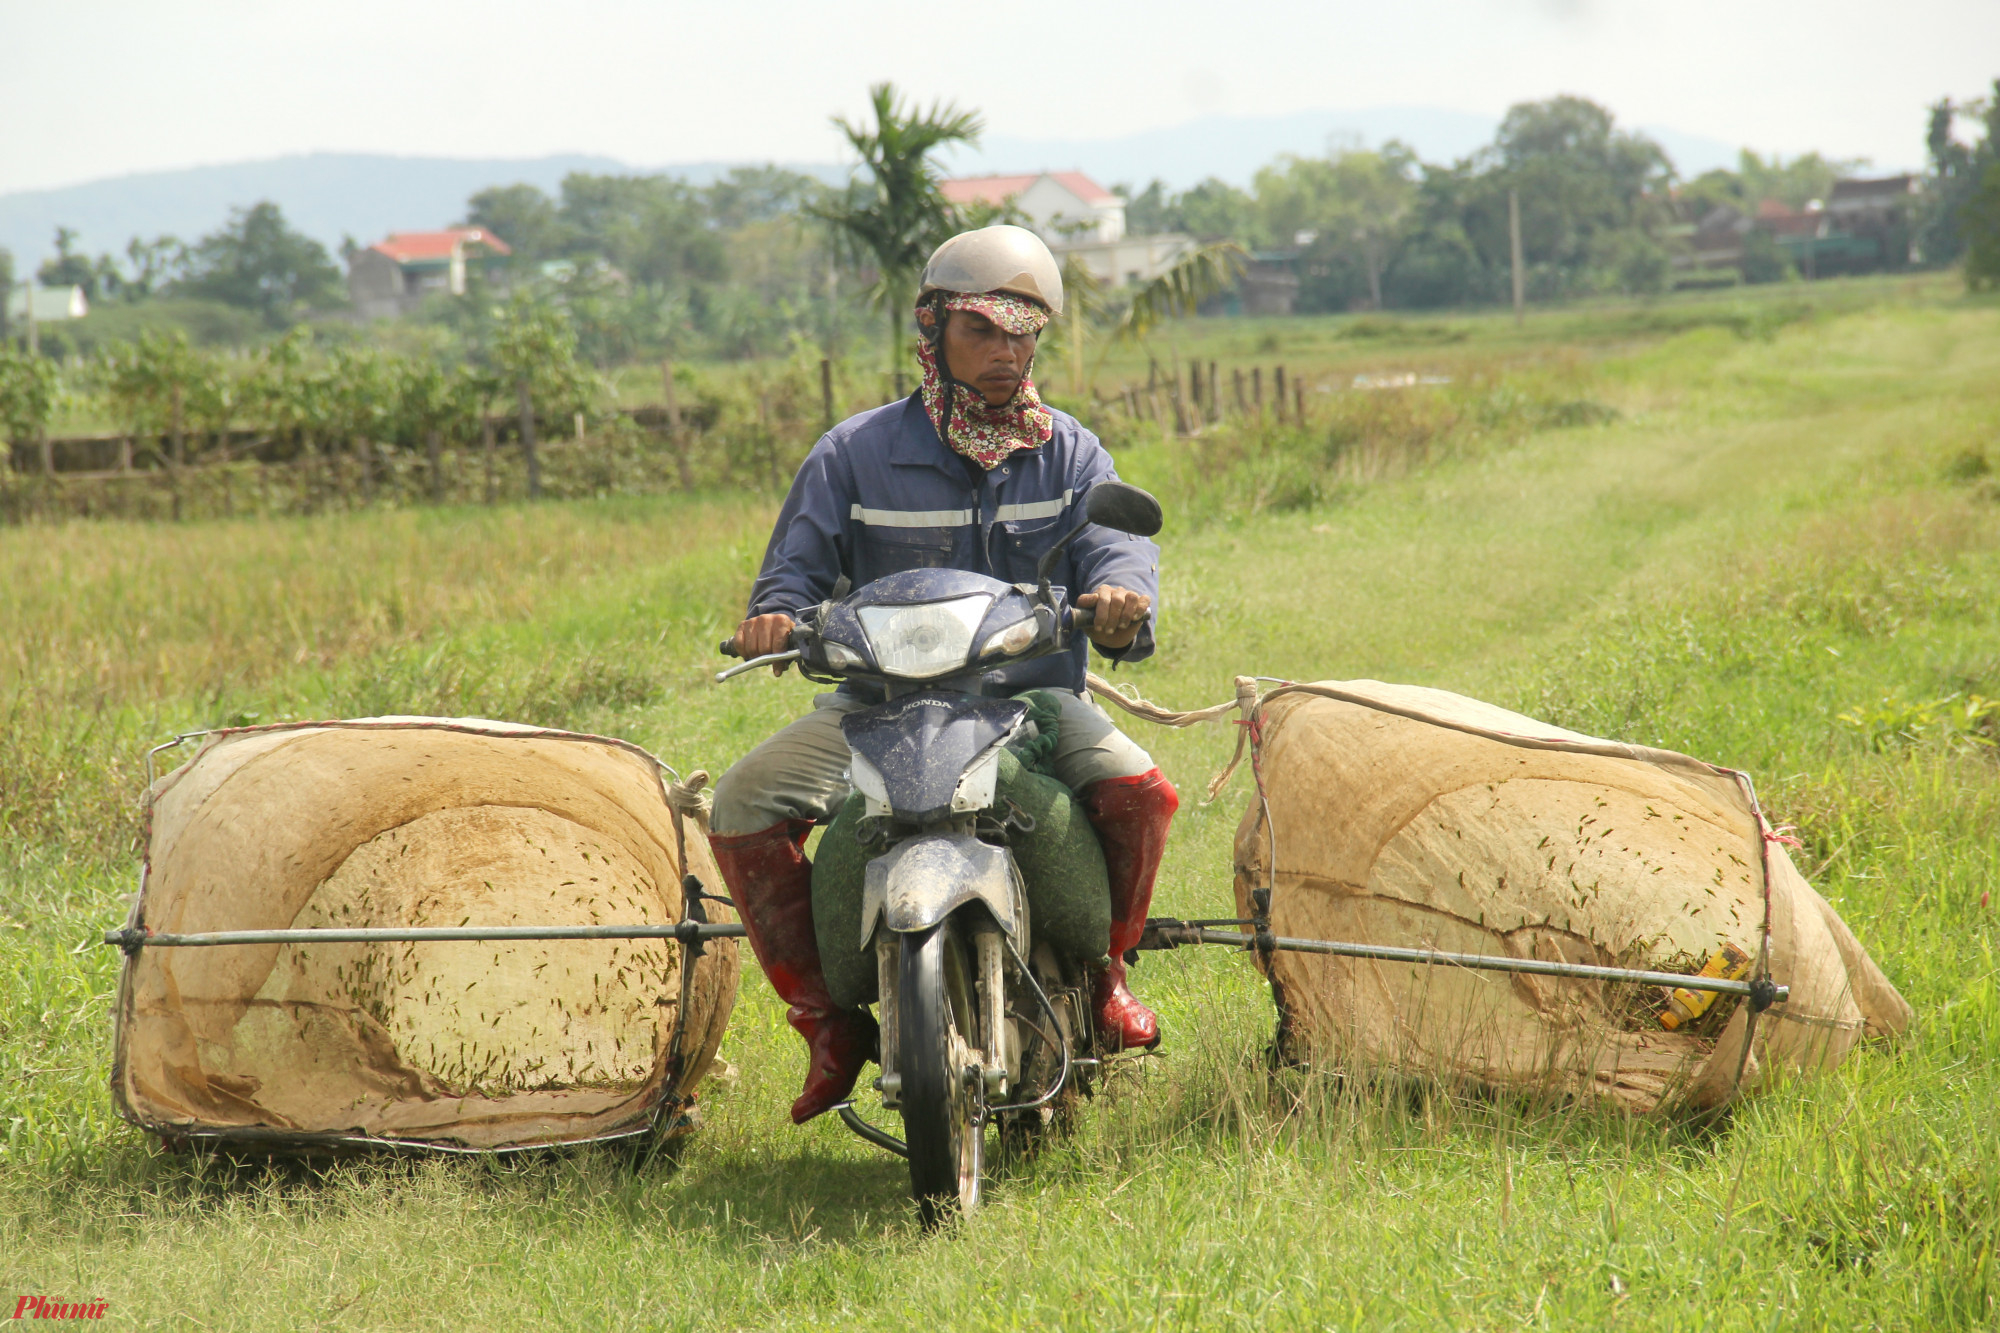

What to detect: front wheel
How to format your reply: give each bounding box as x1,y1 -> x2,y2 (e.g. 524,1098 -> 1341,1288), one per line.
899,918 -> 983,1227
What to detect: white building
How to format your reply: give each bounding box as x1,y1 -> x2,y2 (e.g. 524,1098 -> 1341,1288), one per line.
5,284 -> 89,323
940,172 -> 1194,289
942,172 -> 1126,243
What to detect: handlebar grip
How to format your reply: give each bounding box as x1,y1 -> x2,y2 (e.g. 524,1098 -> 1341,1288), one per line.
1068,605 -> 1096,630
719,637 -> 743,658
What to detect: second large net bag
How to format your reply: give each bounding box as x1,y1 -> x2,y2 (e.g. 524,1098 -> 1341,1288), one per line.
1229,681 -> 1910,1113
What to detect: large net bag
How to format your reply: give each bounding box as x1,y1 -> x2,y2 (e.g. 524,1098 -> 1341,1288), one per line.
1224,680 -> 1910,1113
111,718 -> 738,1152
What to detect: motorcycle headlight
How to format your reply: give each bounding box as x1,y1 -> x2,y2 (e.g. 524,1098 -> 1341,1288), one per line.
856,595 -> 990,679
978,617 -> 1038,660
823,640 -> 867,671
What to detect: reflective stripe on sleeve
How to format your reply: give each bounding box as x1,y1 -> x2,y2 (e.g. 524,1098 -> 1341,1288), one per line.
849,504 -> 976,528
994,489 -> 1074,522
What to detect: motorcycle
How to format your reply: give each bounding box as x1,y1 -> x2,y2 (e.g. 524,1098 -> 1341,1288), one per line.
718,481 -> 1164,1226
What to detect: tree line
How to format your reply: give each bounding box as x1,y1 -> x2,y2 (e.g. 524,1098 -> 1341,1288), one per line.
4,80 -> 1996,379
1118,84 -> 2000,311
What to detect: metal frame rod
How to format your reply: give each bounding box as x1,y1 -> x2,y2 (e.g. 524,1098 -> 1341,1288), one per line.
104,923 -> 747,950
835,1102 -> 908,1158
1140,923 -> 1787,1004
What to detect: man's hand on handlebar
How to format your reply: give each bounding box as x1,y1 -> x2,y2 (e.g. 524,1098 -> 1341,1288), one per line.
732,612 -> 796,672
1076,586 -> 1150,650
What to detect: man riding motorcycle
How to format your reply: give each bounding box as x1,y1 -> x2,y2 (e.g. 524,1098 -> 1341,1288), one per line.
707,224 -> 1179,1125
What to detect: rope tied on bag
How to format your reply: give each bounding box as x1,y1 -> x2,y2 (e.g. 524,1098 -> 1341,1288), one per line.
665,769 -> 713,832
644,765 -> 721,1166
1010,691 -> 1066,778
1085,671 -> 1266,799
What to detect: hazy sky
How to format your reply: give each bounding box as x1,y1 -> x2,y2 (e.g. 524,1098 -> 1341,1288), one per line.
4,0 -> 1994,193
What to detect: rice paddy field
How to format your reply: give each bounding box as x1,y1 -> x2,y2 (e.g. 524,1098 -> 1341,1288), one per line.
2,272 -> 1996,1329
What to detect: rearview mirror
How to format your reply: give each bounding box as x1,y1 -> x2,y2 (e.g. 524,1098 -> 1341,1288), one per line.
1035,481 -> 1166,588
1083,481 -> 1163,538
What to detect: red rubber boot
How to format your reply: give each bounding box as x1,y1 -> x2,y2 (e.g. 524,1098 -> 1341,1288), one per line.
707,820 -> 877,1123
1080,768 -> 1180,1051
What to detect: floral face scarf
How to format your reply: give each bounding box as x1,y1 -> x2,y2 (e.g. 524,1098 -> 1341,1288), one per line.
917,292 -> 1055,470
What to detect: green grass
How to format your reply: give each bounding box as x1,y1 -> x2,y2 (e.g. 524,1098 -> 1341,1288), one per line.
2,281 -> 1998,1329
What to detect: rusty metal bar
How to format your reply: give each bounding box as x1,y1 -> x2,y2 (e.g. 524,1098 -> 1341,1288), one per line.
104,922 -> 746,952
1137,919 -> 1786,1007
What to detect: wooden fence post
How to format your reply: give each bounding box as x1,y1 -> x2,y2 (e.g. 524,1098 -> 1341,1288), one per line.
167,381 -> 184,520
1189,359 -> 1203,412
1293,378 -> 1306,423
1252,367 -> 1263,414
482,416 -> 497,505
759,392 -> 780,489
516,379 -> 540,500
1233,367 -> 1247,416
1509,188 -> 1525,328
661,359 -> 693,490
1274,365 -> 1287,422
1208,362 -> 1220,423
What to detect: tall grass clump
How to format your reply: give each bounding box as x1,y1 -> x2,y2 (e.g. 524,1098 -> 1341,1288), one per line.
1117,359 -> 1620,524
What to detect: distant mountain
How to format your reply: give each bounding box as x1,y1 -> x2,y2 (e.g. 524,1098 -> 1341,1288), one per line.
0,109 -> 1744,269
1639,126 -> 1747,179
944,107 -> 1741,188
947,108 -> 1502,187
0,153 -> 845,268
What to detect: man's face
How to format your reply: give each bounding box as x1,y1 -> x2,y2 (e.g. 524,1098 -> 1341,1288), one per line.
939,310 -> 1038,406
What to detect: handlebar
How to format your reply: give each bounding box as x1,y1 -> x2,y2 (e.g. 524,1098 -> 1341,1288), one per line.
716,649 -> 801,682
718,599 -> 1110,679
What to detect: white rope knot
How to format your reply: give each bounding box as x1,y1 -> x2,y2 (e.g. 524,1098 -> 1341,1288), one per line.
1084,672 -> 1268,802
665,769 -> 713,831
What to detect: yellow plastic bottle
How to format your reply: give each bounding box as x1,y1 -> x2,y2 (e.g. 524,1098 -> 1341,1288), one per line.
1656,942 -> 1754,1031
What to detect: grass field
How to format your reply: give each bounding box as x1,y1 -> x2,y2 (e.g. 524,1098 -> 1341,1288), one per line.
2,276 -> 1997,1329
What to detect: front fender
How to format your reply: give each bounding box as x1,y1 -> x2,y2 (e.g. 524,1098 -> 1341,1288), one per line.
860,834 -> 1027,949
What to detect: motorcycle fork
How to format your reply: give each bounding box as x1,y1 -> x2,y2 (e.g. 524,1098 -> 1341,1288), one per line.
975,924 -> 1008,1100
876,929 -> 900,1107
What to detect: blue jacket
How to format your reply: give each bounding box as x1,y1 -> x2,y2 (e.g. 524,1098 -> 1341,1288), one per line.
748,394 -> 1160,694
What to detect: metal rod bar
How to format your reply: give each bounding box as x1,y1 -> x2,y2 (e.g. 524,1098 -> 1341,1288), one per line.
835,1103 -> 908,1158
105,922 -> 747,950
1143,924 -> 1787,1003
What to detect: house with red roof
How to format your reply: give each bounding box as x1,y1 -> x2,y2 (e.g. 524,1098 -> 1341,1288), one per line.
941,172 -> 1127,244
347,227 -> 512,321
940,171 -> 1195,291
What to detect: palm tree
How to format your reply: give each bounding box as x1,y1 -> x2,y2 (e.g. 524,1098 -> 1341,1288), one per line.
1115,241 -> 1248,344
1112,241 -> 1247,421
816,83 -> 983,383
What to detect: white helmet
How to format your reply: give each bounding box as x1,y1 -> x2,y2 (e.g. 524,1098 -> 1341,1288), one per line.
917,224 -> 1064,317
